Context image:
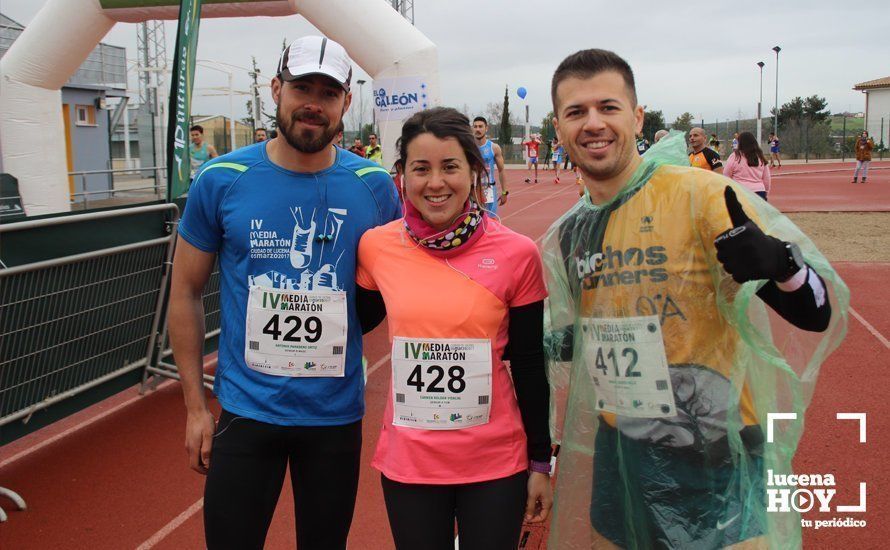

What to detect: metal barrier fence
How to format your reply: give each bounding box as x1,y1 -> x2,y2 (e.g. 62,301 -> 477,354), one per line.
0,203 -> 178,522
69,166 -> 167,209
0,203 -> 178,427
141,243 -> 221,392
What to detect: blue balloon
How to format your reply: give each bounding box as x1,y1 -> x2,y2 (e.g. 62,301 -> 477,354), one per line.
517,87 -> 527,99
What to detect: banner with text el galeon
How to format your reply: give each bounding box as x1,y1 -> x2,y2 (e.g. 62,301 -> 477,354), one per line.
166,0 -> 202,201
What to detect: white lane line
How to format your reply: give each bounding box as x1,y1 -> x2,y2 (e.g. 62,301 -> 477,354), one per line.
135,498 -> 204,550
1,355 -> 218,470
0,379 -> 175,470
135,353 -> 394,548
500,185 -> 577,222
772,166 -> 889,177
850,306 -> 890,349
366,354 -> 391,377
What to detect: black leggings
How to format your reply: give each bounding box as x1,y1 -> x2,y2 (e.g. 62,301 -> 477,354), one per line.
381,471 -> 528,550
204,409 -> 362,550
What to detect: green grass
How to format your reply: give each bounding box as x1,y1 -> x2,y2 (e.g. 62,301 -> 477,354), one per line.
829,115 -> 864,133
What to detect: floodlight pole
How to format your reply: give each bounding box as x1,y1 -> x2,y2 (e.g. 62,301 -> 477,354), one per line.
525,103 -> 530,143
756,61 -> 765,145
772,46 -> 781,137
197,60 -> 238,151
357,79 -> 367,142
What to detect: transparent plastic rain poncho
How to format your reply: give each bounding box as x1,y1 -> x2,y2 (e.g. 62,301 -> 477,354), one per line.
542,132 -> 849,549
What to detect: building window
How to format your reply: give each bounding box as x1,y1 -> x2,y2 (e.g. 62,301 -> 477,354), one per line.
74,104 -> 97,126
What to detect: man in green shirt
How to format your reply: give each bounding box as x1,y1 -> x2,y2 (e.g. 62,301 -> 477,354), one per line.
365,133 -> 383,165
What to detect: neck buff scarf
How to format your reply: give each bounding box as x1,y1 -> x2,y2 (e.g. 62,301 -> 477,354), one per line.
403,197 -> 485,257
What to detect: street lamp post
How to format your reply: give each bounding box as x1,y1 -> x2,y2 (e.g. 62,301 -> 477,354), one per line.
756,61 -> 765,145
772,46 -> 781,137
357,79 -> 367,143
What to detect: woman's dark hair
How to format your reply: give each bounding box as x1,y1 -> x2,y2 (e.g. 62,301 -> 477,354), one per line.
734,131 -> 767,167
396,107 -> 487,185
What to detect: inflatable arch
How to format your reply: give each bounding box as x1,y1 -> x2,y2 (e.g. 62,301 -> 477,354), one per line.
0,0 -> 439,215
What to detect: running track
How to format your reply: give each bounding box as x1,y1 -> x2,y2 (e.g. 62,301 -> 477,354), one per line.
1,163 -> 888,548
769,160 -> 889,212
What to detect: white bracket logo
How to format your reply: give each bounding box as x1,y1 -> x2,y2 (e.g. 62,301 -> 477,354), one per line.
836,413 -> 867,443
766,412 -> 798,443
766,412 -> 866,443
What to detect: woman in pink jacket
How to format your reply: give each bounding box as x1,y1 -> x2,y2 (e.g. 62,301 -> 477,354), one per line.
723,131 -> 771,200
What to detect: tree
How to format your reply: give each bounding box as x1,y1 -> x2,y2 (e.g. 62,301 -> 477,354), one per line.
483,101 -> 502,128
775,97 -> 804,129
243,99 -> 276,130
803,95 -> 830,124
361,123 -> 375,142
672,112 -> 694,133
540,112 -> 556,144
773,95 -> 832,157
499,86 -> 513,146
642,110 -> 665,141
241,99 -> 255,128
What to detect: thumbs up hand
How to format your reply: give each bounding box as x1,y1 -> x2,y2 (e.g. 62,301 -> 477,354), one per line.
714,186 -> 788,283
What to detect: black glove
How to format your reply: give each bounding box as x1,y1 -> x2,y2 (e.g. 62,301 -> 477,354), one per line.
714,186 -> 788,283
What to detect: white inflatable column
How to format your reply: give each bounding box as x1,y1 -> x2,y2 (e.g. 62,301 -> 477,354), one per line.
0,0 -> 115,215
0,0 -> 437,214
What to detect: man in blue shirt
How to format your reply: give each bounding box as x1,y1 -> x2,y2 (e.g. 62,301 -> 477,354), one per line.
169,36 -> 400,550
472,116 -> 508,214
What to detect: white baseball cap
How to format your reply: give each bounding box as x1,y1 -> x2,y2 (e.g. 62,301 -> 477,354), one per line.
277,35 -> 353,91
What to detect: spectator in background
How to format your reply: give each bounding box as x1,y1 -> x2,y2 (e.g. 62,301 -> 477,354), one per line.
723,131 -> 771,200
365,133 -> 383,165
552,139 -> 565,184
708,133 -> 720,154
522,134 -> 542,183
689,127 -> 723,173
348,137 -> 366,158
852,131 -> 874,183
732,132 -> 739,152
768,133 -> 782,169
333,121 -> 345,148
189,125 -> 218,179
653,129 -> 669,143
472,116 -> 508,212
254,128 -> 268,143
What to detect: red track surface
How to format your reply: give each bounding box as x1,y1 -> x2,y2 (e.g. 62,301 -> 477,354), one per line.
769,160 -> 890,212
1,166 -> 887,549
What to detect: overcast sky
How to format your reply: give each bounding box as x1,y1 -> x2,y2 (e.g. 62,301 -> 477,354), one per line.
4,0 -> 889,130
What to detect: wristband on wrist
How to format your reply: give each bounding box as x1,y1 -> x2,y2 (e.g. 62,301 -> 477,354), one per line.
529,459 -> 552,475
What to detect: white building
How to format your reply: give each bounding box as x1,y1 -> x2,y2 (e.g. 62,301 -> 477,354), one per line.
854,76 -> 890,148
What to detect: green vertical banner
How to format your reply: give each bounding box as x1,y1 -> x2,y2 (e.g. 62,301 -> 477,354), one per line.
166,0 -> 203,201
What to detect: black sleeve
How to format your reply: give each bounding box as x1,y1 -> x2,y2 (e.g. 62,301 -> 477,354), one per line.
755,266 -> 832,332
705,147 -> 724,169
356,285 -> 386,334
507,300 -> 552,463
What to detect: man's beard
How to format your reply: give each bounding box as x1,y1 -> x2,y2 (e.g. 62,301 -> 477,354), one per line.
277,105 -> 340,154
